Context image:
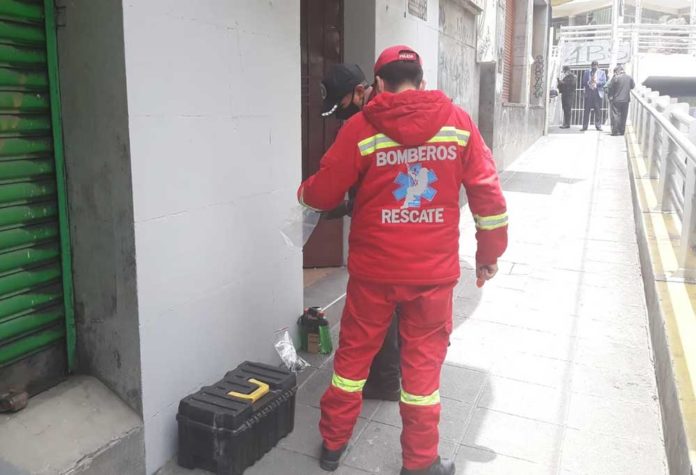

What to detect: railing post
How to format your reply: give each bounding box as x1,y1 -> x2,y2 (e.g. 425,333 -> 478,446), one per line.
656,96 -> 675,211
640,88 -> 651,161
680,161 -> 696,277
634,88 -> 644,137
647,91 -> 661,178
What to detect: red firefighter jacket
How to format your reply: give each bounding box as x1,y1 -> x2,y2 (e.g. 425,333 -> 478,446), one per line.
298,89 -> 507,285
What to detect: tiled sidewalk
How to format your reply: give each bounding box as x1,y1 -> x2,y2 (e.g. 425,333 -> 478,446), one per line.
161,129 -> 667,474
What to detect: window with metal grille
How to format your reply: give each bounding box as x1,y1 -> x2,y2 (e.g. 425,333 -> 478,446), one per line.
502,0 -> 515,103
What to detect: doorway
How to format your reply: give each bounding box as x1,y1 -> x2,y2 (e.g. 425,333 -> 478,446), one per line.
300,0 -> 344,268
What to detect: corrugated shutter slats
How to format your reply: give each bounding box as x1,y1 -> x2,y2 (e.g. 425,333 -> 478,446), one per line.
0,2 -> 65,367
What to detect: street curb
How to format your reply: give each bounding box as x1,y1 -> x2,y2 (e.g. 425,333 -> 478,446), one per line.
626,126 -> 695,475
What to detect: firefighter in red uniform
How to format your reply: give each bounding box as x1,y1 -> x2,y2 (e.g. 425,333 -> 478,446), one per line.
298,46 -> 508,475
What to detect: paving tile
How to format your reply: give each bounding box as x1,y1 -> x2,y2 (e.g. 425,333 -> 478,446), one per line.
573,334 -> 653,373
371,397 -> 473,443
473,307 -> 579,336
245,447 -> 330,475
462,408 -> 561,467
278,403 -> 325,457
297,369 -> 332,408
514,329 -> 577,361
344,422 -> 456,474
444,339 -> 502,371
490,352 -> 571,389
455,445 -> 553,475
565,393 -> 664,447
297,366 -> 319,388
478,377 -> 566,425
569,363 -> 658,406
276,404 -> 364,456
303,268 -> 348,309
560,429 -> 668,475
440,364 -> 487,403
574,314 -> 650,348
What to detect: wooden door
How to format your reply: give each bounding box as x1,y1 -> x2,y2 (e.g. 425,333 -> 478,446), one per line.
301,0 -> 344,268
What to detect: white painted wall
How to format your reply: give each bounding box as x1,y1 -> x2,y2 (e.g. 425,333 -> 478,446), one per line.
375,0 -> 440,88
122,2 -> 302,472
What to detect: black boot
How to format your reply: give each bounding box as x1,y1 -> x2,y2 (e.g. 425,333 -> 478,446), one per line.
319,444 -> 347,471
401,457 -> 455,475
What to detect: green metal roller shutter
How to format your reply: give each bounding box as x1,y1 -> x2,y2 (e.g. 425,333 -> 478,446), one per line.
0,0 -> 75,395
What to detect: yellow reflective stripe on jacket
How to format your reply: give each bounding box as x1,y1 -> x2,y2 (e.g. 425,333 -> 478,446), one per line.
357,127 -> 471,156
358,134 -> 401,156
474,212 -> 509,231
401,389 -> 441,406
331,373 -> 367,393
427,127 -> 471,146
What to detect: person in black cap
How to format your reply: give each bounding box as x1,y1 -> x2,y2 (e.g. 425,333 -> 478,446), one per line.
557,66 -> 576,129
321,63 -> 372,120
320,64 -> 401,403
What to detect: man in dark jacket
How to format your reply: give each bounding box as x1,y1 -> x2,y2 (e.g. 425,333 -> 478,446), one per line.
607,65 -> 635,136
299,45 -> 508,475
320,63 -> 401,402
557,66 -> 576,129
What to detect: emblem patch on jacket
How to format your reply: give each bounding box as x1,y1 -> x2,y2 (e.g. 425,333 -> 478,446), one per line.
393,164 -> 438,208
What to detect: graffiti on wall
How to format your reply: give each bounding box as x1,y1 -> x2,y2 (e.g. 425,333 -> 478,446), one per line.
533,55 -> 545,99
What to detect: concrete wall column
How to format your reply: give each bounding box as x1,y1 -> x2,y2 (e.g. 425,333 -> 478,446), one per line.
511,0 -> 534,104
531,3 -> 550,106
56,0 -> 143,416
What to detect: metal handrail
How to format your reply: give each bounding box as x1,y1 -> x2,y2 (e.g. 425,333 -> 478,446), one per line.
561,24 -> 696,32
630,86 -> 696,279
631,90 -> 696,165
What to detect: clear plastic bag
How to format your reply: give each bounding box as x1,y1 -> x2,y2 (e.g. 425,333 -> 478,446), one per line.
274,327 -> 310,373
279,205 -> 321,249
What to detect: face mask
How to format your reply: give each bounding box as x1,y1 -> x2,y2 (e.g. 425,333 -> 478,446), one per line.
335,102 -> 360,120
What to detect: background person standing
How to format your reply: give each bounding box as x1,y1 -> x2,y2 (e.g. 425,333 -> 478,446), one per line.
581,60 -> 607,131
557,65 -> 577,129
607,65 -> 635,136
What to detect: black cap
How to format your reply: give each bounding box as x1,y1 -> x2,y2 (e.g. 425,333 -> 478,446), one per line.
321,64 -> 366,117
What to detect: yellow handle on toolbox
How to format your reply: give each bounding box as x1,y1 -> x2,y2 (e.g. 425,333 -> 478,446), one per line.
227,378 -> 270,403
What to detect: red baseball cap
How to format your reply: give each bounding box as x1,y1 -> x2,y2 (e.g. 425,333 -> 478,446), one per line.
374,45 -> 422,75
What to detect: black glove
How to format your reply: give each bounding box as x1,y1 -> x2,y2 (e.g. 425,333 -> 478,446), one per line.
321,199 -> 355,220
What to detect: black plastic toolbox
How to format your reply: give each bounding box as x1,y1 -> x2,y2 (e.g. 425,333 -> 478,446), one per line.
177,361 -> 297,475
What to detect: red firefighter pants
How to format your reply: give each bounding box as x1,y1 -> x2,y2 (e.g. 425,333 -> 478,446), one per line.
319,277 -> 454,470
